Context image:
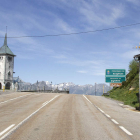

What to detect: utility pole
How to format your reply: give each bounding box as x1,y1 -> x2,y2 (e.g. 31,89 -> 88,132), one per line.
51,81 -> 52,91
103,85 -> 104,94
95,82 -> 96,96
134,54 -> 140,110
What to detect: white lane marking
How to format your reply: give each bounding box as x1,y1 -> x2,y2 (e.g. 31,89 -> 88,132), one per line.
0,94 -> 33,105
83,95 -> 105,113
42,95 -> 59,107
111,119 -> 119,124
119,126 -> 133,135
83,95 -> 133,136
0,124 -> 15,136
98,108 -> 105,113
105,114 -> 111,118
0,95 -> 60,140
83,95 -> 91,102
42,101 -> 48,106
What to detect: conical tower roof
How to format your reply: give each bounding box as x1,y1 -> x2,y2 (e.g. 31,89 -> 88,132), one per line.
0,33 -> 15,56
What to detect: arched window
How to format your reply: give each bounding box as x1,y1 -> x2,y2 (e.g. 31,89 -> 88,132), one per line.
5,82 -> 10,89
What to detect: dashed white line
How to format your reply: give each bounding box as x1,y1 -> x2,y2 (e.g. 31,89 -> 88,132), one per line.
0,94 -> 33,105
83,95 -> 133,136
98,108 -> 105,113
0,124 -> 15,136
0,95 -> 60,140
111,119 -> 119,124
119,126 -> 133,135
105,114 -> 111,118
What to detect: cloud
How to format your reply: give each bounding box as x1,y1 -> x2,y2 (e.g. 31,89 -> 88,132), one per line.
17,55 -> 34,60
126,0 -> 140,5
55,19 -> 75,33
52,54 -> 67,59
121,50 -> 139,59
58,59 -> 104,66
92,72 -> 105,76
77,70 -> 87,73
79,1 -> 125,29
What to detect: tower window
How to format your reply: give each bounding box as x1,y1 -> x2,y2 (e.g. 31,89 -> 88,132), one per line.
8,57 -> 12,61
8,71 -> 11,79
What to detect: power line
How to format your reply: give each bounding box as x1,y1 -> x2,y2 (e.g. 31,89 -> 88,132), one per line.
1,22 -> 140,38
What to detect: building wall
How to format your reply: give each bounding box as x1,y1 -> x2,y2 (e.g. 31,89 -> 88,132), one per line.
0,55 -> 14,89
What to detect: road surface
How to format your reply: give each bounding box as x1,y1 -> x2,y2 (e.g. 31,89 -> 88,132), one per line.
0,92 -> 140,140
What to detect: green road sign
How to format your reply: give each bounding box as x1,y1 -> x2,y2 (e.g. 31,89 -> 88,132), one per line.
105,69 -> 126,83
105,69 -> 126,76
105,77 -> 126,83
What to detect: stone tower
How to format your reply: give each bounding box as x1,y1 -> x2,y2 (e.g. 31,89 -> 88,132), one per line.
0,33 -> 16,89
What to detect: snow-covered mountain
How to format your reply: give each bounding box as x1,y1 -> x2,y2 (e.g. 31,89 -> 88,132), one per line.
15,78 -> 112,95
56,82 -> 112,96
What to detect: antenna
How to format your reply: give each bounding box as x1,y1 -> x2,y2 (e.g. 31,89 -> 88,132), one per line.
6,26 -> 7,34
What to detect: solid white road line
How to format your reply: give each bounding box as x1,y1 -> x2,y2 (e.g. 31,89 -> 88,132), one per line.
0,124 -> 15,136
0,94 -> 33,105
83,95 -> 91,103
42,101 -> 48,106
42,95 -> 59,107
111,119 -> 119,124
119,126 -> 133,135
105,114 -> 111,118
0,95 -> 60,140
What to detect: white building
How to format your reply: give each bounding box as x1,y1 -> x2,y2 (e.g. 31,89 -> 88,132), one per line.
0,33 -> 16,89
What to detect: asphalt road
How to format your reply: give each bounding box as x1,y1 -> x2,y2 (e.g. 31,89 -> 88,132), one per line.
0,92 -> 139,140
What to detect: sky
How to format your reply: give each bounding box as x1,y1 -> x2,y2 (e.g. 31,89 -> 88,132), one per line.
0,0 -> 140,85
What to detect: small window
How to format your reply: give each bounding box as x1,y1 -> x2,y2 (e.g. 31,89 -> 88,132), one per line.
8,71 -> 11,79
8,57 -> 12,62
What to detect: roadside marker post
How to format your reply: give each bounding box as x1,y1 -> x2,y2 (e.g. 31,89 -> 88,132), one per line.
134,54 -> 140,110
3,86 -> 5,92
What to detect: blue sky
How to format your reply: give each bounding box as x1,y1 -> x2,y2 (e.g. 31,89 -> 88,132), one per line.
0,0 -> 140,85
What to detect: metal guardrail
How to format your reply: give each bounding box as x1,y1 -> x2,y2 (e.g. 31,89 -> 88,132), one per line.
103,93 -> 110,96
19,90 -> 69,94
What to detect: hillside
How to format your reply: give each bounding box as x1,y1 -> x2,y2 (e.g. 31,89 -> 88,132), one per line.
105,60 -> 139,109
